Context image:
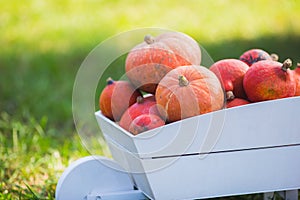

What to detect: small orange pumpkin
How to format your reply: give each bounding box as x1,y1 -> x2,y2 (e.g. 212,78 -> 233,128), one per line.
243,59 -> 295,102
129,114 -> 165,135
226,98 -> 250,108
125,32 -> 201,93
209,59 -> 249,99
119,95 -> 162,131
99,78 -> 142,121
155,65 -> 225,122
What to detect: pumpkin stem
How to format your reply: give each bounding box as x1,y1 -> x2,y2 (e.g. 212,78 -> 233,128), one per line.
226,91 -> 235,101
178,75 -> 189,87
281,58 -> 292,72
144,34 -> 155,44
270,53 -> 279,61
106,77 -> 114,85
136,96 -> 144,104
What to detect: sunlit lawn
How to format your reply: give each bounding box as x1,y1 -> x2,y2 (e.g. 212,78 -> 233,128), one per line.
1,0 -> 300,199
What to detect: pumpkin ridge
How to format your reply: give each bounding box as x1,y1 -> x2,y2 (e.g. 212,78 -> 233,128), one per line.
165,90 -> 175,115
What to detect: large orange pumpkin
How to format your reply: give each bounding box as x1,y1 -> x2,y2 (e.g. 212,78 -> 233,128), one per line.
125,32 -> 201,93
155,65 -> 225,122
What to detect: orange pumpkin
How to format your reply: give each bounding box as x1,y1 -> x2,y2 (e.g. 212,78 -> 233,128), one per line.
125,32 -> 201,93
129,114 -> 165,135
155,65 -> 225,122
209,59 -> 249,99
243,59 -> 295,102
226,98 -> 250,108
119,95 -> 162,132
99,78 -> 142,121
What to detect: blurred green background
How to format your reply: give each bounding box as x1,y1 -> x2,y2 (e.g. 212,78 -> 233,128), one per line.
1,0 -> 300,199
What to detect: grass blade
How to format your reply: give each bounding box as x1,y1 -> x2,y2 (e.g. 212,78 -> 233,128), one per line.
24,183 -> 40,200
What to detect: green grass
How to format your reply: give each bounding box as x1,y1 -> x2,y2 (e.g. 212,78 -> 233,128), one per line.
1,0 -> 300,199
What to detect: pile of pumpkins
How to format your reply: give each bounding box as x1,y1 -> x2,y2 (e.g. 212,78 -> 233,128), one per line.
99,31 -> 300,135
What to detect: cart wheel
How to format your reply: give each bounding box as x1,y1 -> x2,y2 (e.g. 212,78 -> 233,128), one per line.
55,155 -> 135,200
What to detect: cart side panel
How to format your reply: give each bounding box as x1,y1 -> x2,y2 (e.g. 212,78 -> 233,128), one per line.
132,96 -> 300,158
96,97 -> 300,159
141,145 -> 300,200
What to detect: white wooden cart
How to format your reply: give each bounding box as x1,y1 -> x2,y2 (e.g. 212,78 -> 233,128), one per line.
56,96 -> 300,200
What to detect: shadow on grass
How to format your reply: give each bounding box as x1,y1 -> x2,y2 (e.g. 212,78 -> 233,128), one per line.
203,33 -> 300,63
